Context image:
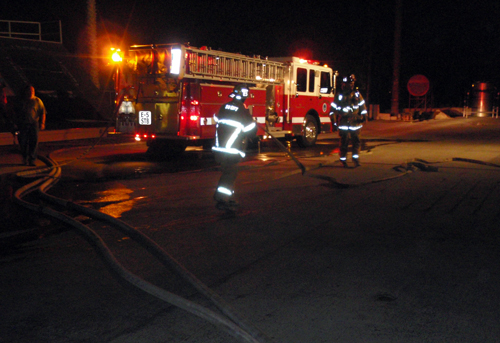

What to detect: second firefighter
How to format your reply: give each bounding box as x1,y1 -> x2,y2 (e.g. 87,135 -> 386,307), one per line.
330,74 -> 367,168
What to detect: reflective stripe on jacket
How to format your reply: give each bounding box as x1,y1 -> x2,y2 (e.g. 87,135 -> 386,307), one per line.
213,100 -> 256,158
329,91 -> 367,130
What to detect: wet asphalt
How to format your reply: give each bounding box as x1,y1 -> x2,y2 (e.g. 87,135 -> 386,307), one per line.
1,116 -> 500,342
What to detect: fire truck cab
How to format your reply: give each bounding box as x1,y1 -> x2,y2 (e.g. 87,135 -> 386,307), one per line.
113,43 -> 337,155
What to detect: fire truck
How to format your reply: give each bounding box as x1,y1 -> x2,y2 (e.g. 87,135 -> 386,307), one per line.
112,43 -> 337,155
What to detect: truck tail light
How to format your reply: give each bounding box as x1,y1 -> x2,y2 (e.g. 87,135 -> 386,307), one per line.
135,133 -> 156,141
187,99 -> 200,135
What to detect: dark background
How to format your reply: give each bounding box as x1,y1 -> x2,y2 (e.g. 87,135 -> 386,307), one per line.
2,0 -> 499,111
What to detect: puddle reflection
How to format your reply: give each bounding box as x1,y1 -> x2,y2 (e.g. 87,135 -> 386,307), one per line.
93,188 -> 145,218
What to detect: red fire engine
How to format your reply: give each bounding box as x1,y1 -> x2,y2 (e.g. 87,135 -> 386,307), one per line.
112,43 -> 337,154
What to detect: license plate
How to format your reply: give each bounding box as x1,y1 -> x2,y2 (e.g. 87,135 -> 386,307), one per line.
139,111 -> 152,125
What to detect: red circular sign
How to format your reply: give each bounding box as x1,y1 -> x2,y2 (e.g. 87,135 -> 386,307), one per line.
407,74 -> 430,97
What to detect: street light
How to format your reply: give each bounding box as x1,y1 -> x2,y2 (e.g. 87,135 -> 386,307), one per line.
110,48 -> 124,116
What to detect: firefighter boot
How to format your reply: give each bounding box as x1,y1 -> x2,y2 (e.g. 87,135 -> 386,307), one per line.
340,158 -> 348,168
353,158 -> 360,168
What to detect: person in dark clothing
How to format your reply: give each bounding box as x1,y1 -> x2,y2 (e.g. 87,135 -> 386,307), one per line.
15,85 -> 46,166
212,84 -> 256,212
0,83 -> 7,126
0,83 -> 16,134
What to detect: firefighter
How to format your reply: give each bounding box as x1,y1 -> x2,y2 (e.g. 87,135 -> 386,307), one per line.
329,74 -> 367,168
212,84 -> 256,212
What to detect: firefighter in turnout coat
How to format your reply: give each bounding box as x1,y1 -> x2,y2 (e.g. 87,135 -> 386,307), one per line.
330,74 -> 367,168
213,84 -> 256,212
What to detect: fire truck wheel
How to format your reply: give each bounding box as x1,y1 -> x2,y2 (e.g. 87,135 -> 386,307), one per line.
297,114 -> 318,148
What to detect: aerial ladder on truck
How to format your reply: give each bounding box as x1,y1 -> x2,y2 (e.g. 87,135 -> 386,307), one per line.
178,46 -> 286,85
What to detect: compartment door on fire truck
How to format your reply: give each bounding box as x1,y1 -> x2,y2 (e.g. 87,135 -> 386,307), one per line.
155,100 -> 179,135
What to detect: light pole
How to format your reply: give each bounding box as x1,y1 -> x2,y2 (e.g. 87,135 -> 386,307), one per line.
390,0 -> 402,118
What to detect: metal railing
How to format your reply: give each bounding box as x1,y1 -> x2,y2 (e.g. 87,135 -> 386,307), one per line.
0,20 -> 62,44
463,106 -> 499,118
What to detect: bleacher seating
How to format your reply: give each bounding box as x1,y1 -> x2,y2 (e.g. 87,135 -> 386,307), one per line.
0,37 -> 112,131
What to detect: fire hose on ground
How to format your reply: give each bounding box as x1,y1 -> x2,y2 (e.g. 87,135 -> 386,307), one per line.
11,131 -> 500,341
13,155 -> 269,343
257,124 -> 500,187
257,123 -> 414,187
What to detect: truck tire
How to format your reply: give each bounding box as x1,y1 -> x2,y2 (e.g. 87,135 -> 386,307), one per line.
297,114 -> 318,148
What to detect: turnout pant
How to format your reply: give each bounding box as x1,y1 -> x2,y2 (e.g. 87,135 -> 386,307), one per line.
339,128 -> 360,160
213,152 -> 241,202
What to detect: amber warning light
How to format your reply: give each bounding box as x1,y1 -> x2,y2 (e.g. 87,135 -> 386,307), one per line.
111,48 -> 123,62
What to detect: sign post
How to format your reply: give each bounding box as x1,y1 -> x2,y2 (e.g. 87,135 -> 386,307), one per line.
407,75 -> 430,115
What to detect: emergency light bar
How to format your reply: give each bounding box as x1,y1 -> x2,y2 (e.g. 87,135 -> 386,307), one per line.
299,59 -> 320,65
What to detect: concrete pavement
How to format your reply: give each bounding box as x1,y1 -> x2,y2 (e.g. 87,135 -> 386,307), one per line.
0,117 -> 454,177
2,116 -> 490,242
2,116 -> 499,193
0,128 -> 116,176
2,116 -> 500,342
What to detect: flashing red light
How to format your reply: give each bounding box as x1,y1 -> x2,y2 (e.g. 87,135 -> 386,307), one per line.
299,58 -> 320,65
181,115 -> 185,120
135,133 -> 155,140
190,115 -> 199,121
191,100 -> 200,106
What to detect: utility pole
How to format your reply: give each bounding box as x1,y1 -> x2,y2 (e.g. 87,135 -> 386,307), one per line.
390,0 -> 402,118
87,0 -> 100,89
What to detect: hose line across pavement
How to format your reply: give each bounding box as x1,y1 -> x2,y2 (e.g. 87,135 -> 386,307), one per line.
13,155 -> 269,343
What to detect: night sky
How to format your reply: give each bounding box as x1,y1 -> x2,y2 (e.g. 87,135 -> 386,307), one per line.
2,0 -> 500,110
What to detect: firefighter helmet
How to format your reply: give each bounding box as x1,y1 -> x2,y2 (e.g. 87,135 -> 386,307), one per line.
342,74 -> 356,83
229,84 -> 250,102
341,74 -> 356,92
